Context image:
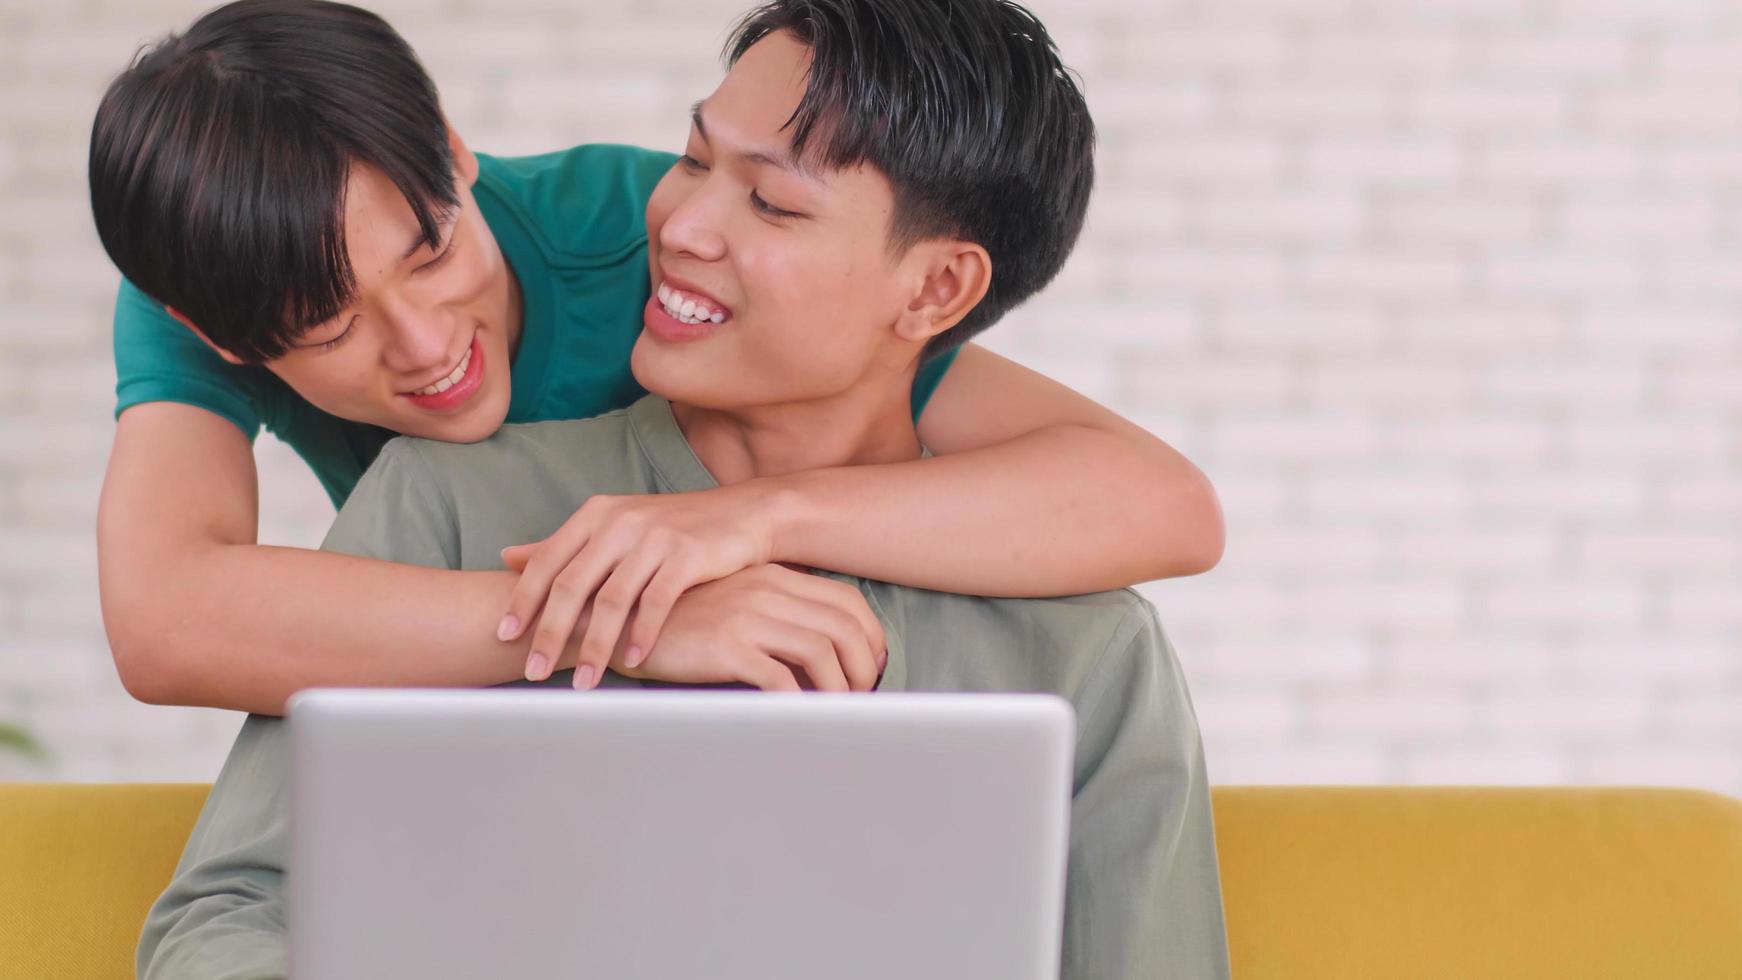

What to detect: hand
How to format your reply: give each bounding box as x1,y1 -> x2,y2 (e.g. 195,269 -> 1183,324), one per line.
498,488 -> 778,689
531,563 -> 887,692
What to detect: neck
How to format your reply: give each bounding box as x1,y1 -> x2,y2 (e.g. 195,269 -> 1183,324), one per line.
671,371 -> 924,485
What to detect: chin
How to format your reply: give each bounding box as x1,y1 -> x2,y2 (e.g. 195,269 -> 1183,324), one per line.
630,359 -> 716,409
629,339 -> 680,400
441,418 -> 504,445
633,339 -> 783,411
455,399 -> 512,443
412,397 -> 511,444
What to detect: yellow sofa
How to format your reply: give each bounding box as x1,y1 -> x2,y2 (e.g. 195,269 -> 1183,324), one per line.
2,784 -> 1739,979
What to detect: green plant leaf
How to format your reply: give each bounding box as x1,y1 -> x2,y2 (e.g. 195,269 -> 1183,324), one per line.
0,722 -> 45,758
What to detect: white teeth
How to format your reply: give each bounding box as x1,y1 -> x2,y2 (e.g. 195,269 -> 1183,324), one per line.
414,346 -> 472,396
657,282 -> 728,326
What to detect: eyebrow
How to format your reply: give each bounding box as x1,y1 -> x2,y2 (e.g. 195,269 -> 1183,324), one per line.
690,101 -> 818,182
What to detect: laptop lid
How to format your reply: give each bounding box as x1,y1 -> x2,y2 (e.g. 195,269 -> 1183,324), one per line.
287,688 -> 1074,980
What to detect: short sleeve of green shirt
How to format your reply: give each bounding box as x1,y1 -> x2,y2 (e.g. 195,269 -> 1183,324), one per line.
108,143 -> 960,508
111,273 -> 397,506
910,347 -> 956,420
112,276 -> 266,441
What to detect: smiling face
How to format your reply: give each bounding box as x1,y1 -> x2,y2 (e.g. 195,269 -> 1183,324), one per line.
242,133 -> 520,443
634,32 -> 948,414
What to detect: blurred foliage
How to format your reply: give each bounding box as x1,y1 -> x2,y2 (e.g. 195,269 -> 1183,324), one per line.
0,722 -> 45,759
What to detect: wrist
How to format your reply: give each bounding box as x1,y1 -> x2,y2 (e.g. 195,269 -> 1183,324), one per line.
740,473 -> 813,566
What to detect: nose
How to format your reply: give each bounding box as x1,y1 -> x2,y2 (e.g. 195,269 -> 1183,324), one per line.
377,289 -> 454,376
658,178 -> 728,263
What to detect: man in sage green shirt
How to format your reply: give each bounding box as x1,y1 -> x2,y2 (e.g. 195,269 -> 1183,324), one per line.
139,3 -> 1230,977
141,395 -> 1228,980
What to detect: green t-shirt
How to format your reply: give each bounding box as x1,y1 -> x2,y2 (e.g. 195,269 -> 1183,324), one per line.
110,143 -> 959,507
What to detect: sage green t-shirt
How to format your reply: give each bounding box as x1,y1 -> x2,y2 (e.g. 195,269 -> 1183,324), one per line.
109,144 -> 959,507
137,397 -> 1231,980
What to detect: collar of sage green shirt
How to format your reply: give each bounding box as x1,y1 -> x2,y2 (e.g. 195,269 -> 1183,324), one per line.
623,394 -> 911,693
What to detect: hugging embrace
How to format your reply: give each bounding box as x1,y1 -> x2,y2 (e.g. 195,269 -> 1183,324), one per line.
91,0 -> 1232,977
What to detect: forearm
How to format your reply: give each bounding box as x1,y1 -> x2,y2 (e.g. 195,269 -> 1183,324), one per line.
764,423 -> 1223,597
103,543 -> 537,715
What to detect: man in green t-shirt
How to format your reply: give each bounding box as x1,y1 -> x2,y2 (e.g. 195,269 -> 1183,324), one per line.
89,0 -> 1224,715
139,9 -> 1230,977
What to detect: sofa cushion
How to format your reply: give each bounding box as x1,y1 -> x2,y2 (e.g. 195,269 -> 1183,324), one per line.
2,783 -> 1739,979
1213,786 -> 1742,979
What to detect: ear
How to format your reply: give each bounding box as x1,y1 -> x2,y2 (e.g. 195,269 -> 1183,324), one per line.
446,119 -> 479,186
893,241 -> 992,347
165,307 -> 247,365
898,241 -> 996,348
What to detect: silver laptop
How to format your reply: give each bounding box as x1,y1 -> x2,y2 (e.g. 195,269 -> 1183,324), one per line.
286,688 -> 1075,980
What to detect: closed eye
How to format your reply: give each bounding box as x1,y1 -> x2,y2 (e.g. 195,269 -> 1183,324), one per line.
316,316 -> 357,353
750,190 -> 800,220
414,234 -> 459,276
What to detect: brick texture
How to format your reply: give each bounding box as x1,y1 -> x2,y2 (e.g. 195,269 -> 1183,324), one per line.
0,0 -> 1737,792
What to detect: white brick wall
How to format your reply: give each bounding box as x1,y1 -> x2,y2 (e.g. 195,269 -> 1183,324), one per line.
0,0 -> 1737,794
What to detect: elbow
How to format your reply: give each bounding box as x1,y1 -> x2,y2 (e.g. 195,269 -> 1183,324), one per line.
1103,427 -> 1223,580
1179,495 -> 1226,577
1041,420 -> 1228,581
1181,469 -> 1226,576
109,629 -> 175,707
1149,458 -> 1226,580
1151,498 -> 1223,580
101,594 -> 181,707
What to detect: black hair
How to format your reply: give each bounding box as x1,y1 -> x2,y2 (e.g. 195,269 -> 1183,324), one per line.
726,0 -> 1095,358
88,0 -> 456,363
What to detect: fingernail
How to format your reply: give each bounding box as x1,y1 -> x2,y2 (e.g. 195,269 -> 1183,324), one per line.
497,615 -> 519,641
877,648 -> 888,671
525,653 -> 549,682
625,645 -> 644,668
576,665 -> 598,690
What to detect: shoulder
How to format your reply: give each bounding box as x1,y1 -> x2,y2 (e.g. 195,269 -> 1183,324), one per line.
896,586 -> 1162,697
404,407 -> 634,463
340,410 -> 652,569
383,408 -> 640,494
473,144 -> 679,266
112,277 -> 278,437
939,587 -> 1154,641
112,277 -> 219,370
992,589 -> 1160,665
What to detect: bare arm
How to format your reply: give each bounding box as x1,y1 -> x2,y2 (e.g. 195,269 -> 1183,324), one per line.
768,343 -> 1224,593
501,343 -> 1224,679
97,403 -> 532,715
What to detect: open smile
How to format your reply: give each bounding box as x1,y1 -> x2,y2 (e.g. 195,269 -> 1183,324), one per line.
400,334 -> 485,411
